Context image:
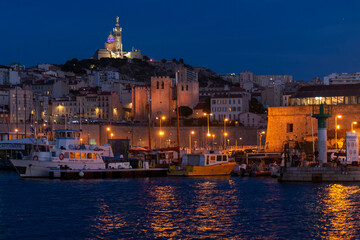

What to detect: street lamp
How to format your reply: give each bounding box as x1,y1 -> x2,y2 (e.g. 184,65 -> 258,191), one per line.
335,115 -> 342,149
224,118 -> 229,149
110,133 -> 114,139
156,116 -> 166,148
15,128 -> 18,139
259,131 -> 265,151
106,127 -> 110,142
212,134 -> 215,150
351,121 -> 357,132
189,131 -> 195,153
203,113 -> 213,136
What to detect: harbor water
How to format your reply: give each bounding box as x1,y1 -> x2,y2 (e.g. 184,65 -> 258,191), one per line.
1,170 -> 360,239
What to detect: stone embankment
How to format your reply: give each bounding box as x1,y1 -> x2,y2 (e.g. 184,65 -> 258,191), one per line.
279,166 -> 360,182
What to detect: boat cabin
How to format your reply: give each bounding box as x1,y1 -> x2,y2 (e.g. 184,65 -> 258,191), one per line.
54,129 -> 81,150
182,151 -> 229,167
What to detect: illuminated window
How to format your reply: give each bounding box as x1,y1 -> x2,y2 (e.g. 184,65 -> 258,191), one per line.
76,152 -> 81,159
70,152 -> 75,159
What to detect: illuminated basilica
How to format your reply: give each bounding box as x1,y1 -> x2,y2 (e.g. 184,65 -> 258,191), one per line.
94,17 -> 142,60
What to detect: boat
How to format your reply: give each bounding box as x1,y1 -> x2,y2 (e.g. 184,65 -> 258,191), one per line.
10,129 -> 131,178
168,150 -> 236,176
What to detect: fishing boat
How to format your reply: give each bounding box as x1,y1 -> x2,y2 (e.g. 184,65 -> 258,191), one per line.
168,150 -> 236,176
10,129 -> 131,178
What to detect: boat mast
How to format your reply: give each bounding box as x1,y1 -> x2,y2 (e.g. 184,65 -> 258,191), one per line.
147,88 -> 152,150
175,71 -> 180,162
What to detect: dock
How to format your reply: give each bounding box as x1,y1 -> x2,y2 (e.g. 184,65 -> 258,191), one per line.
49,168 -> 168,180
279,166 -> 360,182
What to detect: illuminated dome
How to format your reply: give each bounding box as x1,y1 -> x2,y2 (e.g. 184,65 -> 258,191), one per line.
107,33 -> 114,43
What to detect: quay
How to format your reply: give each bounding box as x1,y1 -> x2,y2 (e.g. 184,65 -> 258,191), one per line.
49,168 -> 168,180
279,166 -> 360,182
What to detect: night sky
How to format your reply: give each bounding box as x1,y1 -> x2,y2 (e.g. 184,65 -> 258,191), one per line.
1,0 -> 360,81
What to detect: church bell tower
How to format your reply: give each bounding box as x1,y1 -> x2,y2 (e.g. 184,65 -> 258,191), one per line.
113,16 -> 123,57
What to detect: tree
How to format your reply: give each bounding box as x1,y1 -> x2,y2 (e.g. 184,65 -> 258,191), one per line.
161,59 -> 167,63
178,106 -> 193,118
249,98 -> 266,114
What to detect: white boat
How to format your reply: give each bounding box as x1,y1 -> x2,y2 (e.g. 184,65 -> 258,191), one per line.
10,129 -> 131,178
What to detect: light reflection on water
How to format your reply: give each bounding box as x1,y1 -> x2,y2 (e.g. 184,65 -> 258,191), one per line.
317,184 -> 360,240
2,171 -> 360,239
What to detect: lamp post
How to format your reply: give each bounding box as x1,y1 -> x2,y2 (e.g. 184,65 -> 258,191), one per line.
212,134 -> 215,150
223,118 -> 228,149
15,128 -> 18,140
106,127 -> 110,143
189,131 -> 195,153
203,113 -> 213,136
351,121 -> 357,132
156,116 -> 166,148
335,115 -> 342,149
259,131 -> 265,151
110,133 -> 114,139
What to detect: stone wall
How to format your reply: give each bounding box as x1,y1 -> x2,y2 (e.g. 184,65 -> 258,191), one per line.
266,104 -> 360,152
1,123 -> 258,149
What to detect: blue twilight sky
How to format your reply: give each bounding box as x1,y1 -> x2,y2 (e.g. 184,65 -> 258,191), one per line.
1,0 -> 360,81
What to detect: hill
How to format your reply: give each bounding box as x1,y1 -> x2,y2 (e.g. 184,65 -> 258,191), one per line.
60,57 -> 228,84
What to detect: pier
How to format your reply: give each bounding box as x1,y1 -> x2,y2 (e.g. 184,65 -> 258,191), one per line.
279,166 -> 360,182
49,168 -> 168,180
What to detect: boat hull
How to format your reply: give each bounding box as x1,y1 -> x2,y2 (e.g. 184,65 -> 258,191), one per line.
168,162 -> 236,176
10,159 -> 105,178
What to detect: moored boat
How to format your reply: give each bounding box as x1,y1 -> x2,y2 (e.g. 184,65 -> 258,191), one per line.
10,129 -> 132,178
168,151 -> 236,176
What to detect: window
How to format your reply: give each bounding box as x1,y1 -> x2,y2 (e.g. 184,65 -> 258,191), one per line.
81,153 -> 86,159
92,153 -> 97,159
161,81 -> 164,89
156,81 -> 159,89
64,152 -> 69,158
217,155 -> 222,161
76,152 -> 81,159
186,85 -> 188,91
70,152 -> 75,159
181,86 -> 184,91
212,100 -> 216,105
287,123 -> 293,133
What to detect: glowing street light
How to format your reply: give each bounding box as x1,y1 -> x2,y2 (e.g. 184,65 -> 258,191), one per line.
224,118 -> 229,150
156,116 -> 166,148
189,131 -> 195,153
110,133 -> 114,139
352,121 -> 357,132
106,127 -> 111,142
15,128 -> 19,139
212,134 -> 215,149
259,131 -> 265,151
335,115 -> 342,149
203,113 -> 213,136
